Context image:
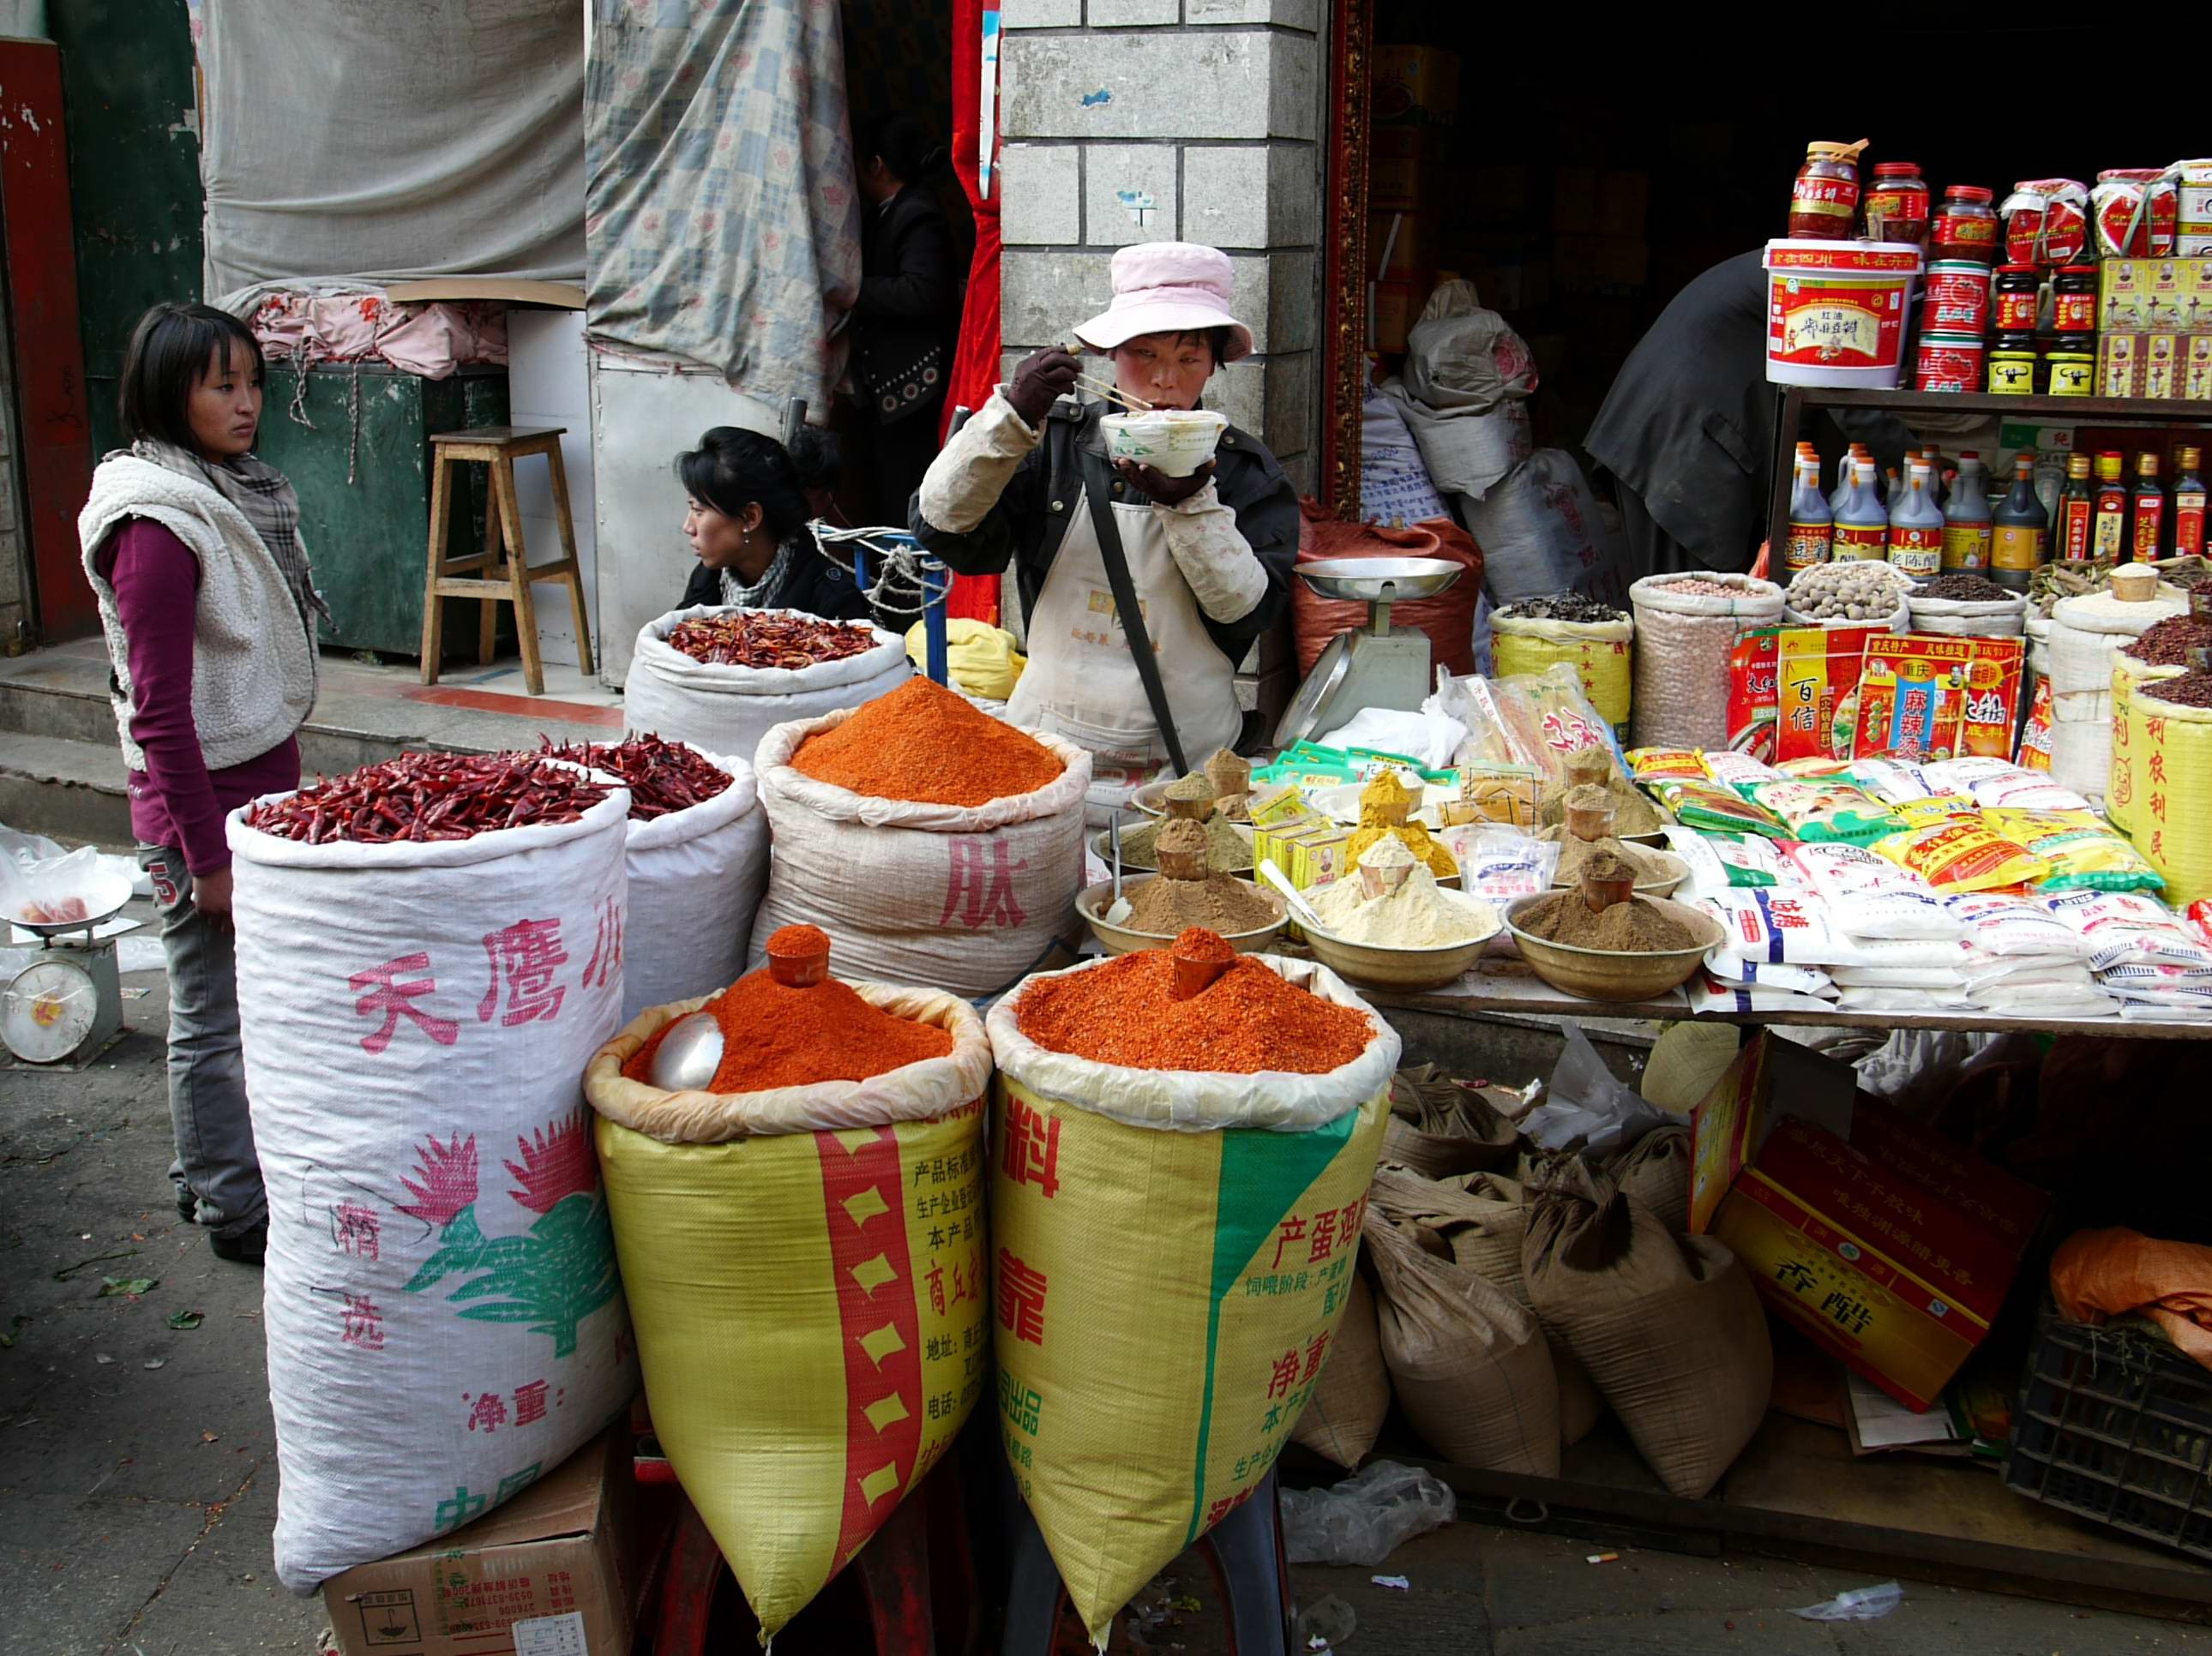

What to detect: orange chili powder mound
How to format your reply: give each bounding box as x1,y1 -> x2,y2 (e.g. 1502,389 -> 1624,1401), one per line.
1174,926 -> 1237,963
1015,947 -> 1371,1074
790,676 -> 1063,807
766,922 -> 830,955
622,967 -> 953,1092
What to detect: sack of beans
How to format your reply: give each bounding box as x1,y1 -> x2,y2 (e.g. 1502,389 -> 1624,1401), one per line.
2107,658 -> 2183,848
1781,561 -> 1913,634
1907,573 -> 2029,638
225,756 -> 637,1593
2118,671 -> 2212,903
1523,1157 -> 1770,1499
1289,1270 -> 1391,1468
986,945 -> 1398,1646
1629,573 -> 1784,751
622,605 -> 910,768
750,679 -> 1091,999
542,737 -> 770,1023
2047,585 -> 2189,801
584,939 -> 994,1641
1490,595 -> 1634,741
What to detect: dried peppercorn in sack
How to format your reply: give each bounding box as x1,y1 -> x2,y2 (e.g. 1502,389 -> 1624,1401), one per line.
584,969 -> 994,1641
2122,674 -> 2212,903
986,950 -> 1398,1647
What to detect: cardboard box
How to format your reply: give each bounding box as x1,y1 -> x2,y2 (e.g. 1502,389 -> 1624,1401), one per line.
1692,1033 -> 2048,1412
2099,332 -> 2140,399
2098,255 -> 2210,333
1368,210 -> 1434,280
1372,45 -> 1460,122
325,1425 -> 635,1656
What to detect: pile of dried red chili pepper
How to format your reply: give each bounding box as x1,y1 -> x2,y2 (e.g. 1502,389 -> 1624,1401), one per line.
538,734 -> 732,822
242,753 -> 612,844
665,611 -> 878,669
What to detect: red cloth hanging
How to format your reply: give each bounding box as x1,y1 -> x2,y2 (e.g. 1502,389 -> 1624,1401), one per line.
940,0 -> 1002,624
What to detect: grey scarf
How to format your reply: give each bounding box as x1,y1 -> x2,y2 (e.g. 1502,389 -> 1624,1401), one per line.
718,538 -> 799,609
129,438 -> 332,632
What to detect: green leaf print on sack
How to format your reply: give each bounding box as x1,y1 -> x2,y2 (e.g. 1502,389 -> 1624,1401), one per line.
397,1112 -> 620,1359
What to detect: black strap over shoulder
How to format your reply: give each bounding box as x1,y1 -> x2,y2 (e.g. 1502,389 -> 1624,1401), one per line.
1079,445 -> 1187,777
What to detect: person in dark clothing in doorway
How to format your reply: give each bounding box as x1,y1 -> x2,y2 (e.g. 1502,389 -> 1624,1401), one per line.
1585,249 -> 1909,575
852,114 -> 961,528
675,426 -> 872,621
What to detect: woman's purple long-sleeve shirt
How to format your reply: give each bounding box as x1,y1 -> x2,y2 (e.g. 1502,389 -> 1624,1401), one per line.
96,518 -> 301,875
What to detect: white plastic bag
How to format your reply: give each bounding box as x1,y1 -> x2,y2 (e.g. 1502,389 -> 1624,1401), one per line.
1281,1461 -> 1458,1568
622,605 -> 911,768
1464,450 -> 1627,603
619,751 -> 769,1023
1522,1023 -> 1686,1156
227,790 -> 637,1593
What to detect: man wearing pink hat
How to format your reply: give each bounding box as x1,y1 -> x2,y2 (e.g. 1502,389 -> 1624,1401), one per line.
912,241 -> 1297,819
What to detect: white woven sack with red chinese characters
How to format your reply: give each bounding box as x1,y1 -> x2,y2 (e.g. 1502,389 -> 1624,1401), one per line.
226,787 -> 638,1593
748,709 -> 1091,999
621,749 -> 768,1023
622,605 -> 911,767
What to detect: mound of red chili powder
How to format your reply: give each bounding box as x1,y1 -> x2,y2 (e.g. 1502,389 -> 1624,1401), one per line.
790,677 -> 1062,807
623,966 -> 954,1092
1015,945 -> 1371,1074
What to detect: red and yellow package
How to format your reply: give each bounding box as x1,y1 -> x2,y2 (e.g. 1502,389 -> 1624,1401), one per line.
1776,626 -> 1879,764
2017,675 -> 2054,771
1727,627 -> 1780,759
1852,636 -> 1975,762
1957,637 -> 2025,758
1626,747 -> 1709,782
1890,795 -> 1979,831
1871,820 -> 2050,892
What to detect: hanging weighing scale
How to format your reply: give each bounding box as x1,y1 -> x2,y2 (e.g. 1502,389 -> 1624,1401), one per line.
3,867 -> 133,1067
1275,556 -> 1465,747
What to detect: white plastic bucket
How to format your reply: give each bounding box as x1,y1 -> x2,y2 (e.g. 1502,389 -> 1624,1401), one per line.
1763,240 -> 1924,388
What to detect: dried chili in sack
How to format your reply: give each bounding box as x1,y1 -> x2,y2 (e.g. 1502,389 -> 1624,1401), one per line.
985,952 -> 1398,1647
585,977 -> 993,1641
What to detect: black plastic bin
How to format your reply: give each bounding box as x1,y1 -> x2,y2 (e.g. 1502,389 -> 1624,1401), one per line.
2005,1306 -> 2212,1560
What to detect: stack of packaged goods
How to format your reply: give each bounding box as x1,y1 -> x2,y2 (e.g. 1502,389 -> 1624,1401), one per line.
2049,891 -> 2212,1022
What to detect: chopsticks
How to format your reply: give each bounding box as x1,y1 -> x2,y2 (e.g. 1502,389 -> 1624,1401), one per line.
1072,369 -> 1154,414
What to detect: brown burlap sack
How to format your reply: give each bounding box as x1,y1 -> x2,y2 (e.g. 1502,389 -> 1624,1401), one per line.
1523,1158 -> 1770,1498
1608,1125 -> 1692,1234
1363,1210 -> 1559,1474
1383,1065 -> 1521,1179
1289,1271 -> 1391,1469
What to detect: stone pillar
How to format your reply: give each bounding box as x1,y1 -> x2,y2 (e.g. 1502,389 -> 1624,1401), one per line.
995,0 -> 1325,499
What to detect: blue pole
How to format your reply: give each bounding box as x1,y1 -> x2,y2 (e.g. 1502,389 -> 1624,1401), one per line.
851,543 -> 871,591
923,558 -> 950,686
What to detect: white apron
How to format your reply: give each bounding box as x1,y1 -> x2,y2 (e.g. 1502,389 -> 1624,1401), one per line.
1006,483 -> 1243,824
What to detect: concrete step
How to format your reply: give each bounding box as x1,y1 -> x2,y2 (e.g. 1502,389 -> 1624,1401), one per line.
0,731 -> 132,847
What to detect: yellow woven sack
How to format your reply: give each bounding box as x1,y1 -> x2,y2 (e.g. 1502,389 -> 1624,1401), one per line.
905,616 -> 1028,702
2124,676 -> 2212,903
583,982 -> 995,1641
2107,658 -> 2183,847
985,957 -> 1400,1646
1491,611 -> 1634,741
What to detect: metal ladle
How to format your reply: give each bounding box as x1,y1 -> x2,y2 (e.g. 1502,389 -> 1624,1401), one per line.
648,927 -> 833,1091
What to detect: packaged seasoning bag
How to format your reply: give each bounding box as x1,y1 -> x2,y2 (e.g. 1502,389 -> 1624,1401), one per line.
1742,779 -> 1908,846
2047,890 -> 2212,971
1696,888 -> 1964,969
1771,756 -> 1862,780
1700,956 -> 1835,995
1627,747 -> 1709,783
1689,974 -> 1836,1017
1776,625 -> 1881,764
1845,757 -> 1942,805
1787,841 -> 1963,939
1725,627 -> 1781,759
1852,635 -> 1977,761
1662,825 -> 1797,893
1701,749 -> 1782,790
2017,676 -> 2054,772
1945,891 -> 2099,959
1957,637 -> 2026,759
1650,778 -> 1792,840
1871,820 -> 2051,893
1890,795 -> 1980,831
1984,808 -> 2167,894
1443,827 -> 1561,901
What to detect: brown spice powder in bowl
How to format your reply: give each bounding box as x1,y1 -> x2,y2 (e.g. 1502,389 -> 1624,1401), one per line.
1512,890 -> 1702,951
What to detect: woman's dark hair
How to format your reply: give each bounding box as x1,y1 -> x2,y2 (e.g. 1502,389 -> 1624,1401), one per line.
856,113 -> 947,185
118,302 -> 265,450
677,427 -> 810,543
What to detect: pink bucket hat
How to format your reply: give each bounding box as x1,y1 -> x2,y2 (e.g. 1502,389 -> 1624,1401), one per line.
1072,242 -> 1254,363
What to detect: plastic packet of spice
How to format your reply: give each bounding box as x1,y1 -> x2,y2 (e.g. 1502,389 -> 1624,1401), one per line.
1626,747 -> 1709,783
1696,888 -> 1968,970
1688,973 -> 1838,1017
2046,891 -> 2212,971
1702,748 -> 1782,790
1869,822 -> 2050,894
1776,625 -> 1881,765
1945,891 -> 2099,960
1742,780 -> 1908,846
1662,825 -> 1796,896
2017,677 -> 2055,772
1725,627 -> 1781,760
1852,635 -> 1975,762
1845,758 -> 1943,806
1441,827 -> 1560,901
1650,778 -> 1792,840
1698,955 -> 1836,995
1984,808 -> 2167,894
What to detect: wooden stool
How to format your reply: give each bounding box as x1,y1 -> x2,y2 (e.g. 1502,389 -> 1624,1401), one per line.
419,425 -> 593,695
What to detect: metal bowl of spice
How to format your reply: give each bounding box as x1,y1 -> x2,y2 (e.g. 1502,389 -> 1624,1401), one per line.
1504,891 -> 1723,1003
1077,877 -> 1287,957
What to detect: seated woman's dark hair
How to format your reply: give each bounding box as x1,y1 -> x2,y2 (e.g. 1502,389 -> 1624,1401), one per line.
118,302 -> 265,449
856,112 -> 947,184
677,427 -> 811,544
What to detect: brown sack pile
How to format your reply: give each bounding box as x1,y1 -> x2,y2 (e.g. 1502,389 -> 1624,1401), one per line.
1383,1065 -> 1522,1179
1606,1125 -> 1692,1234
1523,1157 -> 1770,1499
1289,1271 -> 1392,1468
1362,1208 -> 1560,1474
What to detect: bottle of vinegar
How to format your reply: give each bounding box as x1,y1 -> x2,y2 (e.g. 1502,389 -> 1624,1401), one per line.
1991,453 -> 2049,594
1941,454 -> 1993,571
1783,453 -> 1834,574
2175,446 -> 2206,559
1833,459 -> 1890,562
1887,459 -> 1944,577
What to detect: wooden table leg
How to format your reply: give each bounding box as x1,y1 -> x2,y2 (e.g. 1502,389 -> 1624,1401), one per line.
478,461 -> 503,669
494,455 -> 545,694
420,450 -> 453,685
544,441 -> 595,678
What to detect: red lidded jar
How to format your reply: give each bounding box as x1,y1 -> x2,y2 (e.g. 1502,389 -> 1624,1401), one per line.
1932,185 -> 1999,265
1992,265 -> 2041,333
1789,141 -> 1867,240
1864,161 -> 1930,246
2053,265 -> 2099,333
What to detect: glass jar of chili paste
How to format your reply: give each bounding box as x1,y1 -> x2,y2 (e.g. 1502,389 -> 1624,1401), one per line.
1789,141 -> 1866,240
1864,161 -> 1930,246
2053,266 -> 2099,333
1992,265 -> 2041,333
1932,185 -> 1999,264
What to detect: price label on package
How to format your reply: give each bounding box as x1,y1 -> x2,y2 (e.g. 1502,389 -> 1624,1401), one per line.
513,1611 -> 590,1656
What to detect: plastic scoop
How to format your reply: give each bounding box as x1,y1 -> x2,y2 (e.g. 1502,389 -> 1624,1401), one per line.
1170,932 -> 1234,1000
766,926 -> 831,987
1580,861 -> 1635,914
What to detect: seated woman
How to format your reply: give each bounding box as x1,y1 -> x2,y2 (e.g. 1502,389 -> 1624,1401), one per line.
676,426 -> 872,621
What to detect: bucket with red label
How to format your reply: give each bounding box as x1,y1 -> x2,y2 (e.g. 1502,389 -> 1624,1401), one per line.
1914,332 -> 1987,393
1762,240 -> 1924,387
1923,261 -> 1992,334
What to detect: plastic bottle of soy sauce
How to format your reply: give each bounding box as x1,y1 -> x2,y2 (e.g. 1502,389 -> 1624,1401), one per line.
1991,453 -> 2049,593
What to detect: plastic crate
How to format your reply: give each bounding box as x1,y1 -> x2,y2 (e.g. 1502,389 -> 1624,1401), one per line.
2005,1307 -> 2212,1560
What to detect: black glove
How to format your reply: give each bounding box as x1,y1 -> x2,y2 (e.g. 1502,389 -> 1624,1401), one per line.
1006,347 -> 1079,426
1116,457 -> 1216,508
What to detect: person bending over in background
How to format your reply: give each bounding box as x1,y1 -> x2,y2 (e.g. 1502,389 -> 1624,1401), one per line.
77,303 -> 324,1266
676,425 -> 872,621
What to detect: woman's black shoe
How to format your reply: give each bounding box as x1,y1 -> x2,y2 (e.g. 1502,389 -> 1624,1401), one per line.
210,1221 -> 267,1266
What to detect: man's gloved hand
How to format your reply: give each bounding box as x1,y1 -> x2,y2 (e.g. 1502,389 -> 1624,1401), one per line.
1006,347 -> 1080,427
1116,457 -> 1216,508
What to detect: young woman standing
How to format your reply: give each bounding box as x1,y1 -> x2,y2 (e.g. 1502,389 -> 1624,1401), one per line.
77,303 -> 322,1265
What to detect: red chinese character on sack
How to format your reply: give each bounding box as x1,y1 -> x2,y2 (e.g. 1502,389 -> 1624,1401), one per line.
1001,1096 -> 1061,1198
2150,751 -> 2167,785
478,918 -> 568,1027
340,1293 -> 384,1351
333,1201 -> 381,1261
996,1250 -> 1048,1346
465,1391 -> 509,1434
941,837 -> 1030,930
1266,1347 -> 1301,1400
1301,1330 -> 1331,1385
952,1250 -> 982,1307
581,896 -> 623,990
513,1379 -> 549,1427
1337,1196 -> 1367,1240
1271,1215 -> 1307,1269
350,952 -> 460,1054
925,1260 -> 947,1317
1307,1209 -> 1338,1264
